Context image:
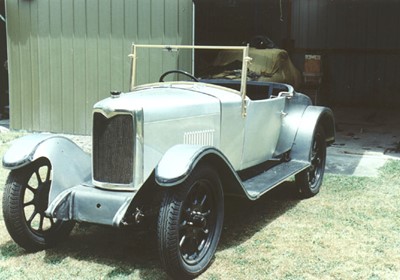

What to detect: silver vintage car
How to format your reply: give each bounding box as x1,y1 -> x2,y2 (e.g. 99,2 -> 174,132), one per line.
2,45 -> 335,279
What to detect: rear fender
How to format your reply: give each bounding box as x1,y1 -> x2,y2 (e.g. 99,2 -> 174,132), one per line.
2,134 -> 91,202
290,106 -> 335,161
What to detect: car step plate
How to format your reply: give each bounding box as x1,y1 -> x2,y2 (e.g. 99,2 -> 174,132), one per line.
243,160 -> 310,199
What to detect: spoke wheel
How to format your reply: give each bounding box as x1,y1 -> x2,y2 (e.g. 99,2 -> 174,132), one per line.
157,165 -> 224,279
295,125 -> 327,198
2,158 -> 75,251
180,180 -> 216,265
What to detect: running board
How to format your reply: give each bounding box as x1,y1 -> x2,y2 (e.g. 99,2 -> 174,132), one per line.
243,160 -> 310,199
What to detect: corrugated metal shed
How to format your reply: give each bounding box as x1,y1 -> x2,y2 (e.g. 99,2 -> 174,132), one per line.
6,0 -> 400,134
194,0 -> 400,108
0,0 -> 7,117
6,0 -> 193,134
291,0 -> 400,107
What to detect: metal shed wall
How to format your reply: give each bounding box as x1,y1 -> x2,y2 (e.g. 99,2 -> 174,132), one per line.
291,0 -> 400,107
194,0 -> 400,107
6,0 -> 193,134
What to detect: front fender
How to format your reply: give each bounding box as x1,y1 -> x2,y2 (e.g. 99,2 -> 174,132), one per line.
2,134 -> 91,202
155,144 -> 250,198
155,144 -> 217,186
3,134 -> 57,169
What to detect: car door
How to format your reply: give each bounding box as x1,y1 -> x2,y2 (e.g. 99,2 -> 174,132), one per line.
241,96 -> 286,169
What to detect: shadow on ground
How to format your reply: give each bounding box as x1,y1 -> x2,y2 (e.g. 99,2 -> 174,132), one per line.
0,181 -> 301,279
219,181 -> 300,249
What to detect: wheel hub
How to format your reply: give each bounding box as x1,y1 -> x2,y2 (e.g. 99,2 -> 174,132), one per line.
190,212 -> 207,229
33,181 -> 50,213
178,183 -> 217,265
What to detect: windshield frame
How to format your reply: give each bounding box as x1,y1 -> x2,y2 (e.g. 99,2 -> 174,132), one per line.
129,44 -> 252,116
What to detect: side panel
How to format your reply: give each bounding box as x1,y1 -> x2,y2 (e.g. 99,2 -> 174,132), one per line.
144,114 -> 220,183
241,97 -> 286,169
198,83 -> 245,170
218,95 -> 245,170
274,92 -> 312,156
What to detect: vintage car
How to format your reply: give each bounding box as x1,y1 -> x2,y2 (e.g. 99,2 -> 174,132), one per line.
2,45 -> 335,279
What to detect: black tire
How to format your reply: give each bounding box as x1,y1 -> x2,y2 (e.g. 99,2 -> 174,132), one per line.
295,125 -> 327,198
157,165 -> 224,279
2,158 -> 75,252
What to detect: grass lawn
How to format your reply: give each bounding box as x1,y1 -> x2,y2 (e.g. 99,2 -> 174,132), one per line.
0,132 -> 399,279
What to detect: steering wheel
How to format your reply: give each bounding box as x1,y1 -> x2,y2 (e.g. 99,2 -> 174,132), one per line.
159,70 -> 199,82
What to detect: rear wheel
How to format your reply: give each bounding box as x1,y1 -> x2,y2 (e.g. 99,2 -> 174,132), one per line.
157,165 -> 224,279
295,125 -> 327,198
2,158 -> 75,251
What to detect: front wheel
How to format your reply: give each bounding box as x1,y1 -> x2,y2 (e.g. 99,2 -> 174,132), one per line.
157,165 -> 224,279
2,158 -> 75,252
295,125 -> 327,198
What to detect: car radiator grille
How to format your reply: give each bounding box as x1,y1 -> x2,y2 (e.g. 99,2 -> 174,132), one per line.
93,113 -> 134,185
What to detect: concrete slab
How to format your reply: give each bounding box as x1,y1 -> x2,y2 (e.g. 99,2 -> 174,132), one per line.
326,107 -> 400,177
327,149 -> 388,177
